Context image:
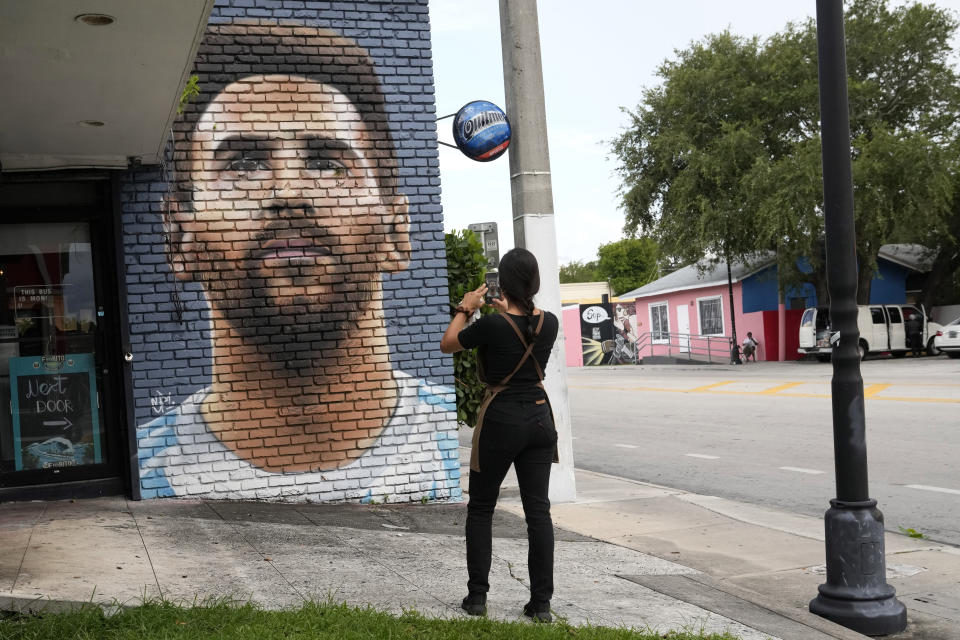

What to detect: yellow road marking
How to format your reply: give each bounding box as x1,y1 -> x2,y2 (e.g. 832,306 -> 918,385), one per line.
863,383 -> 891,398
873,396 -> 960,404
761,382 -> 805,395
687,381 -> 736,392
776,392 -> 833,399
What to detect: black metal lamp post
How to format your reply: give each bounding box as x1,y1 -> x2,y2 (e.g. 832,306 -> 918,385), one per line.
809,1 -> 906,634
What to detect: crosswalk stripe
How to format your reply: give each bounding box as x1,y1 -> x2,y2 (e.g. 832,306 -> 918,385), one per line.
906,484 -> 960,496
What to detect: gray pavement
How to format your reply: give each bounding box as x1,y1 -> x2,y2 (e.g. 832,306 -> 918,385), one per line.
0,440 -> 956,639
566,359 -> 960,546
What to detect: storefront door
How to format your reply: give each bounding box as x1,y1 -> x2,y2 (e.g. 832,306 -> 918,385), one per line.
0,184 -> 126,497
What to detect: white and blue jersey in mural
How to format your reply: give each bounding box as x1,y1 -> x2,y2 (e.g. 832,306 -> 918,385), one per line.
137,373 -> 462,503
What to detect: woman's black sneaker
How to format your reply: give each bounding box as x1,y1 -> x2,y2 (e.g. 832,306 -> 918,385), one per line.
461,594 -> 486,616
522,601 -> 552,623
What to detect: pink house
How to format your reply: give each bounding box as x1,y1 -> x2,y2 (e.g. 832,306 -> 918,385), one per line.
562,257 -> 805,366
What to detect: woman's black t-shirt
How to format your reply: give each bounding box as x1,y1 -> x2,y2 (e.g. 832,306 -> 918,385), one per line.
457,311 -> 560,401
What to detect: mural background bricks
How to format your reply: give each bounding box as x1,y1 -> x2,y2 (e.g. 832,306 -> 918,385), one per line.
120,0 -> 457,502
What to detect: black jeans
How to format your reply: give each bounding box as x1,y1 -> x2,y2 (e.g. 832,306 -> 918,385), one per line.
466,397 -> 557,606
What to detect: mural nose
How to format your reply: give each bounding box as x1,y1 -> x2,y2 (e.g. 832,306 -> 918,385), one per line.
271,181 -> 301,199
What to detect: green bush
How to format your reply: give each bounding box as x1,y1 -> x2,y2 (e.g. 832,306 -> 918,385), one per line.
444,229 -> 493,427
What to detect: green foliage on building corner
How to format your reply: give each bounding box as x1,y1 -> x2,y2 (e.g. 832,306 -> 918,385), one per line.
177,75 -> 200,114
444,229 -> 492,428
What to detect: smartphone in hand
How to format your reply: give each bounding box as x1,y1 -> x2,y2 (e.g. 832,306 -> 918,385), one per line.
484,271 -> 500,304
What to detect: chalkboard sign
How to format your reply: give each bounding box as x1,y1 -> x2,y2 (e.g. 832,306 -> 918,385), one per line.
9,354 -> 102,471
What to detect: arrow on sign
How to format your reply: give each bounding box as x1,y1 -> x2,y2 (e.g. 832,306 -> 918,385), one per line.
42,418 -> 73,430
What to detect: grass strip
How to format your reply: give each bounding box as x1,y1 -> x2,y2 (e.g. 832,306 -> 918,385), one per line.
0,600 -> 745,640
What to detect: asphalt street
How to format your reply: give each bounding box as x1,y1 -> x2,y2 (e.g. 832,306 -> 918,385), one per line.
566,356 -> 960,547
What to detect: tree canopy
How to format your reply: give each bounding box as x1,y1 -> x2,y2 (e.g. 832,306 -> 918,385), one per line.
559,260 -> 601,284
596,237 -> 660,296
612,0 -> 960,305
559,237 -> 661,296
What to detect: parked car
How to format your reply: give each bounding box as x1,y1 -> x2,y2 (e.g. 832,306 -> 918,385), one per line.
933,317 -> 960,359
798,304 -> 943,361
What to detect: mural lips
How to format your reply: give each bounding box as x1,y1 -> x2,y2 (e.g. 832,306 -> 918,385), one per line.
255,237 -> 334,263
452,100 -> 511,162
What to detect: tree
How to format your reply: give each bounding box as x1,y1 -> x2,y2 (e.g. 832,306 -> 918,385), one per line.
919,161 -> 960,308
596,237 -> 660,295
612,31 -> 766,269
754,0 -> 957,303
612,0 -> 959,306
611,30 -> 770,347
559,260 -> 600,284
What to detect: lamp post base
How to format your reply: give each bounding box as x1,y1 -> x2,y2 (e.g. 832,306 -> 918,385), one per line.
809,499 -> 907,635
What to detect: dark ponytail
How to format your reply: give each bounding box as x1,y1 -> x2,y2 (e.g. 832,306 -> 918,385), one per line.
498,248 -> 540,343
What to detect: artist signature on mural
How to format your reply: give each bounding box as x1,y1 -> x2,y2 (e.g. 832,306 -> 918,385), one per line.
151,389 -> 172,415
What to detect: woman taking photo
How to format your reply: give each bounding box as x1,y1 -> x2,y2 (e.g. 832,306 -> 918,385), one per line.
440,248 -> 560,622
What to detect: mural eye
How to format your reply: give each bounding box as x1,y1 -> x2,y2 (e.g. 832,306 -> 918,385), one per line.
304,158 -> 347,178
227,157 -> 269,174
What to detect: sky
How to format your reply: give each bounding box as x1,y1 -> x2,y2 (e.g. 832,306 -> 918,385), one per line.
427,0 -> 960,266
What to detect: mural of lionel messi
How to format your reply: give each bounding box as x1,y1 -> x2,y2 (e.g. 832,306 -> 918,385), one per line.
139,20 -> 458,501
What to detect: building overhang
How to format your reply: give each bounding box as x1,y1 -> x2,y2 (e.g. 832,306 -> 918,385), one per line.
0,1 -> 214,172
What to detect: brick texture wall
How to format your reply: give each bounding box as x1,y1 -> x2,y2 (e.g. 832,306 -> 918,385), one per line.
120,0 -> 459,502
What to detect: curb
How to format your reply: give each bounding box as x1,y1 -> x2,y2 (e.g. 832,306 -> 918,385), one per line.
0,594 -> 127,617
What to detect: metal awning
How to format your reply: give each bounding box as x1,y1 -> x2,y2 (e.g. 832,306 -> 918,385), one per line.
0,0 -> 214,171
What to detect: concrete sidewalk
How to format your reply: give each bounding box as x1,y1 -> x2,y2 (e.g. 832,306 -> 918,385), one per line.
499,467 -> 960,640
0,452 -> 955,639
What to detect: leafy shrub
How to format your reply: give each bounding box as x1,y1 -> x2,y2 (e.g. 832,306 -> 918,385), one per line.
444,229 -> 493,427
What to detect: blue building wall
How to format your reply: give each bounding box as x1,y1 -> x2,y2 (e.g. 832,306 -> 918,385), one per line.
740,258 -> 910,310
787,283 -> 817,310
868,260 -> 909,304
741,265 -> 778,313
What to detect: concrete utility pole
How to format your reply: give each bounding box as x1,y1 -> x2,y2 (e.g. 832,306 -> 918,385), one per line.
809,0 -> 906,634
498,0 -> 576,502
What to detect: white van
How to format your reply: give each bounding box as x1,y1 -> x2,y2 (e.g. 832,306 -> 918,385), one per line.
798,304 -> 943,360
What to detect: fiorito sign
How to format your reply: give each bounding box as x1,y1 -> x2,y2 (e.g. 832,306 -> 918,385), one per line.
452,100 -> 511,162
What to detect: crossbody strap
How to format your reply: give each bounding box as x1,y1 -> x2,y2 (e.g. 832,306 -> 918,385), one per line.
499,311 -> 546,383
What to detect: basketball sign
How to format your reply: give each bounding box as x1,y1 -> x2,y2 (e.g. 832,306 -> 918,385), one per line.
452,101 -> 511,162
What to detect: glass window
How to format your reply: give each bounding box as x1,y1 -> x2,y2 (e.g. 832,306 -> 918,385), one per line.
650,303 -> 669,342
801,308 -> 815,327
698,297 -> 724,336
871,308 -> 885,324
888,307 -> 902,323
0,223 -> 105,474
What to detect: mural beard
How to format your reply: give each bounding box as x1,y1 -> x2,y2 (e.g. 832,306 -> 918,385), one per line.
203,273 -> 378,352
177,206 -> 384,355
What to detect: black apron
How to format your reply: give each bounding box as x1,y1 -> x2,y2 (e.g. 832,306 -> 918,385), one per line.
470,311 -> 560,473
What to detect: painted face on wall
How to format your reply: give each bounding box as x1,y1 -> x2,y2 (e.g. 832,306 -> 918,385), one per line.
168,74 -> 409,335
156,25 -> 419,474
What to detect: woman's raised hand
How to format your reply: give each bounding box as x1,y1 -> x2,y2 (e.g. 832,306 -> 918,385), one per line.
460,284 -> 487,314
488,294 -> 508,313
